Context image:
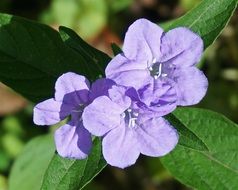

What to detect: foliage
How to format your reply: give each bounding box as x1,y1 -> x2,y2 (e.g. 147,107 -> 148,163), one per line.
161,108 -> 238,190
0,0 -> 237,189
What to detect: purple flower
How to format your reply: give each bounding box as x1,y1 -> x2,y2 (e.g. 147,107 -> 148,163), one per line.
135,79 -> 177,117
82,85 -> 178,168
33,72 -> 115,159
105,18 -> 208,106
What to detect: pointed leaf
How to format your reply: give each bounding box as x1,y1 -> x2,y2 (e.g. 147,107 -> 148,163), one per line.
9,135 -> 55,190
162,0 -> 238,48
40,138 -> 106,190
59,26 -> 111,78
110,43 -> 122,56
0,13 -> 110,103
161,108 -> 238,190
165,113 -> 208,151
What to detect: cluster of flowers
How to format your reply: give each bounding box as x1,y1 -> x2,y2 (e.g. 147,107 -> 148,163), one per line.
33,19 -> 208,168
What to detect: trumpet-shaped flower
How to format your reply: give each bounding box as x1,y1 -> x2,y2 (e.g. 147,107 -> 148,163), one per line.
106,19 -> 208,106
33,72 -> 115,159
83,85 -> 178,168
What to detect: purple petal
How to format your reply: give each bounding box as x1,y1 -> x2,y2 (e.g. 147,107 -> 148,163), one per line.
161,27 -> 203,67
82,96 -> 123,136
135,117 -> 178,157
33,98 -> 70,125
123,18 -> 163,61
55,72 -> 90,104
54,121 -> 92,159
106,55 -> 148,74
125,87 -> 141,102
173,67 -> 208,106
89,78 -> 116,102
102,125 -> 140,169
108,86 -> 131,111
105,54 -> 151,90
137,79 -> 177,116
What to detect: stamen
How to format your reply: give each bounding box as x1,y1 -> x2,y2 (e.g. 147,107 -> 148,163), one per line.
121,113 -> 126,118
129,118 -> 137,128
152,58 -> 157,64
157,63 -> 162,77
124,108 -> 138,128
149,57 -> 175,79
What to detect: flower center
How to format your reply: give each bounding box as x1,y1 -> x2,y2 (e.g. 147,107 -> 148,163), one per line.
71,104 -> 85,121
72,104 -> 85,113
148,58 -> 175,79
122,108 -> 139,128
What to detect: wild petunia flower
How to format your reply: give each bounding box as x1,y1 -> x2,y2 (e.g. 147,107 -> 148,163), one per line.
106,18 -> 208,106
135,79 -> 177,117
82,85 -> 178,168
33,72 -> 114,159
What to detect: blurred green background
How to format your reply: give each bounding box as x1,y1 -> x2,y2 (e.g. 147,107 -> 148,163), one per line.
0,0 -> 237,190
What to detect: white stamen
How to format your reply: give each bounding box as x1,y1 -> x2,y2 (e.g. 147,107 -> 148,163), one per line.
162,73 -> 168,77
158,63 -> 162,77
152,58 -> 157,64
121,113 -> 126,118
124,109 -> 139,128
129,118 -> 137,128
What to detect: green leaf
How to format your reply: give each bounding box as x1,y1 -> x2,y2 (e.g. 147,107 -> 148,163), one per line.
165,114 -> 208,151
40,138 -> 106,190
161,108 -> 238,190
59,26 -> 111,77
9,135 -> 55,190
161,0 -> 238,48
9,135 -> 106,190
0,13 -> 110,103
110,43 -> 122,56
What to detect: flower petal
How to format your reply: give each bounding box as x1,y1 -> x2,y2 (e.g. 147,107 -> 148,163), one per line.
102,125 -> 140,169
55,72 -> 90,104
108,86 -> 131,110
161,27 -> 203,67
105,54 -> 151,90
135,117 -> 178,157
33,98 -> 70,125
173,67 -> 208,106
89,78 -> 116,102
54,121 -> 92,159
137,79 -> 177,116
123,18 -> 163,61
82,96 -> 123,136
